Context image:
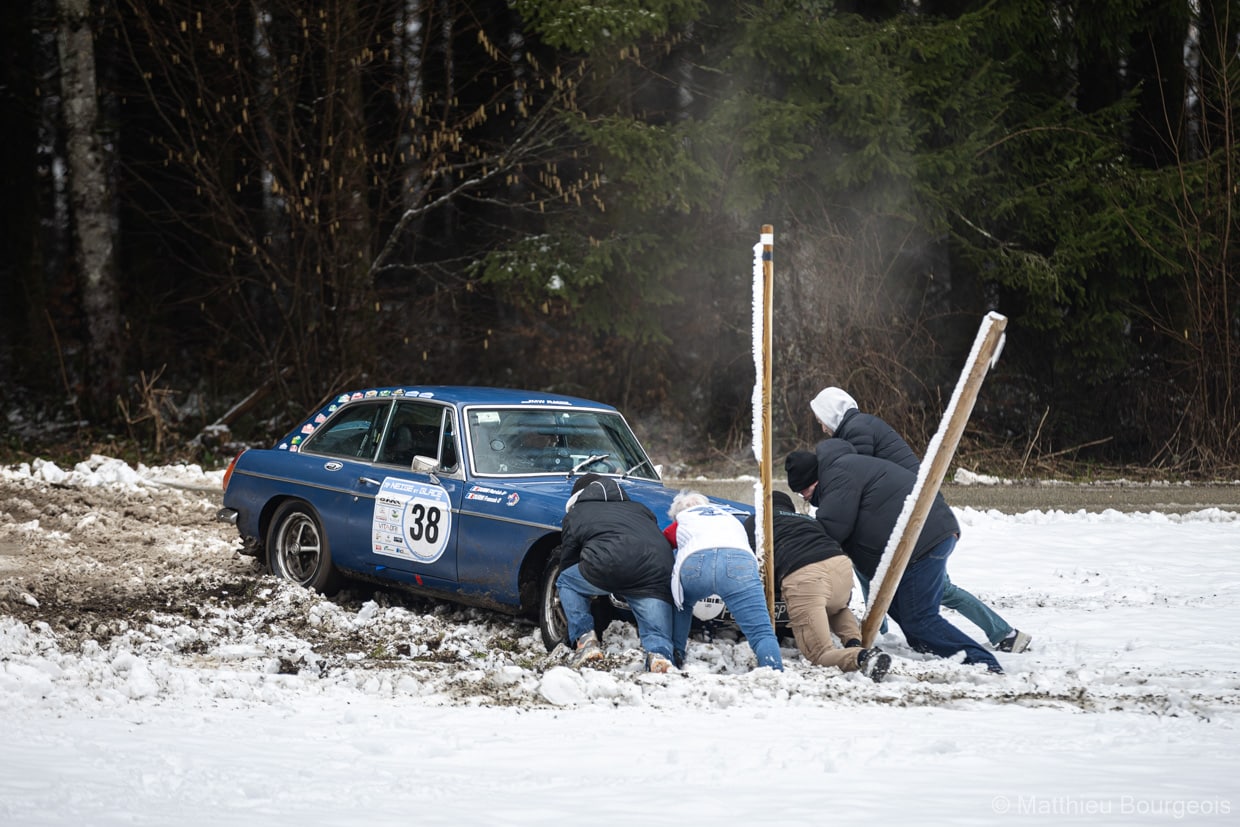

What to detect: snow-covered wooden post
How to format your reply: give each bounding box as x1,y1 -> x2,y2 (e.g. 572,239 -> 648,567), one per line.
861,311 -> 1008,647
752,225 -> 776,619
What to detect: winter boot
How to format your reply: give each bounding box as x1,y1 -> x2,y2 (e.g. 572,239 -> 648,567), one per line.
996,630 -> 1032,653
645,652 -> 673,673
571,631 -> 603,667
856,647 -> 892,683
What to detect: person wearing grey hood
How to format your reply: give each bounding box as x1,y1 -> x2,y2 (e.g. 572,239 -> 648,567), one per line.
808,387 -> 1032,655
810,387 -> 921,471
786,441 -> 1003,673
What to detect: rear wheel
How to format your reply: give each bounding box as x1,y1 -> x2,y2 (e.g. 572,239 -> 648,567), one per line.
267,501 -> 341,594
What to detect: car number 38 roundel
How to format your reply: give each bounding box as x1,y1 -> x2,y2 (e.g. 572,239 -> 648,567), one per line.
371,478 -> 452,563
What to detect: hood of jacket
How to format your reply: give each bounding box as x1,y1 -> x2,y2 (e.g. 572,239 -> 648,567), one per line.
564,474 -> 628,512
810,387 -> 858,432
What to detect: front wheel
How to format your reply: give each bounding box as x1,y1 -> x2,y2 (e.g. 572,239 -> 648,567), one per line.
267,501 -> 342,594
539,551 -> 568,652
538,551 -> 615,652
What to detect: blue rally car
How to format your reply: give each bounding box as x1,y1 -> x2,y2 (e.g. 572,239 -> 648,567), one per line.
217,386 -> 761,651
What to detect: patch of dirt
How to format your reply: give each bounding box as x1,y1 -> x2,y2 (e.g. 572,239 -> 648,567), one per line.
0,476 -> 542,682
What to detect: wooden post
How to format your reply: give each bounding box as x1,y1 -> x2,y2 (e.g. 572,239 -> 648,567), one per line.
759,225 -> 776,619
860,312 -> 1008,646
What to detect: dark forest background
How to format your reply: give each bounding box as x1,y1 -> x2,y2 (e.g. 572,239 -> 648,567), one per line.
1,0 -> 1237,477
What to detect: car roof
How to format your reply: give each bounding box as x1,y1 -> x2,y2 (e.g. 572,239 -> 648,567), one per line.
322,386 -> 619,412
277,387 -> 631,452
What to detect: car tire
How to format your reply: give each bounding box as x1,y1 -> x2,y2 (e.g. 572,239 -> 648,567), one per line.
538,551 -> 615,653
267,501 -> 342,595
538,551 -> 568,653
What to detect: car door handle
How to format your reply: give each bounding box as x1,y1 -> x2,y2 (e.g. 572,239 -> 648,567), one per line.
359,476 -> 382,487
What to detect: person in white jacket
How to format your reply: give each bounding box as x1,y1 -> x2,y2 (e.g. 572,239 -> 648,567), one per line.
663,490 -> 783,671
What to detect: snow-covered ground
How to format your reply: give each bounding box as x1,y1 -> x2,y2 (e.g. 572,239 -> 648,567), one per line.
1,456 -> 1238,825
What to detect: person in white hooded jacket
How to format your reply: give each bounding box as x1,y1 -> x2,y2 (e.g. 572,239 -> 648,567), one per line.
663,491 -> 783,671
808,387 -> 1033,654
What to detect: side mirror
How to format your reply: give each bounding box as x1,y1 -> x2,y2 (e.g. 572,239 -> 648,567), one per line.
411,455 -> 441,482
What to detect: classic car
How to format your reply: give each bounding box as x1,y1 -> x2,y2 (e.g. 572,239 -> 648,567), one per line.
217,386 -> 779,652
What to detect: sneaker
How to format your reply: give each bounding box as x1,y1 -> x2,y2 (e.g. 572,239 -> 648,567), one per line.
645,652 -> 673,673
996,630 -> 1032,653
856,648 -> 892,683
571,631 -> 603,667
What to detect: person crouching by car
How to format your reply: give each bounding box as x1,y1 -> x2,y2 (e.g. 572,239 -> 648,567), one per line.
558,474 -> 678,672
744,490 -> 890,682
663,491 -> 783,671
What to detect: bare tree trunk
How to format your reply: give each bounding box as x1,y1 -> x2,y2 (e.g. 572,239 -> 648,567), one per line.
57,0 -> 124,415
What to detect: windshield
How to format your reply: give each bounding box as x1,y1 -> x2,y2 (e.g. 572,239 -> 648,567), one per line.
465,407 -> 659,480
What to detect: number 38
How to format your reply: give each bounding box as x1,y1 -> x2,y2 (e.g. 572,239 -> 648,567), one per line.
407,503 -> 441,544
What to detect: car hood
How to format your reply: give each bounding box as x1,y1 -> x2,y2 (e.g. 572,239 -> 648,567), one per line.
460,475 -> 750,531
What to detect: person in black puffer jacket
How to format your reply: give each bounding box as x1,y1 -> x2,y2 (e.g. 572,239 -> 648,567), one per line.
808,386 -> 1033,655
558,474 -> 677,672
744,490 -> 890,681
809,386 -> 920,471
785,441 -> 1002,673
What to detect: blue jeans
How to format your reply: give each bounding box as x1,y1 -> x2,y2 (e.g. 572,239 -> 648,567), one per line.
941,576 -> 1013,645
556,563 -> 675,660
672,548 -> 783,671
887,537 -> 1002,672
860,571 -> 1012,645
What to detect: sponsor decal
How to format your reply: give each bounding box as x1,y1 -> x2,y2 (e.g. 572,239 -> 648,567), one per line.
465,484 -> 508,504
469,484 -> 508,497
466,492 -> 502,503
300,423 -> 315,435
506,492 -> 520,507
371,478 -> 452,564
323,461 -> 343,471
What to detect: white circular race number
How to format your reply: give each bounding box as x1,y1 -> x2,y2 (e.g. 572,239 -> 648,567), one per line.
372,479 -> 452,564
401,489 -> 451,561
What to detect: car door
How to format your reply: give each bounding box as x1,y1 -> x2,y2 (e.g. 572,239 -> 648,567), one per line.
358,399 -> 462,587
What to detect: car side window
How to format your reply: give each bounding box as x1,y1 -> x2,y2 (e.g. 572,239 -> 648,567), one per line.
303,402 -> 391,460
379,401 -> 446,467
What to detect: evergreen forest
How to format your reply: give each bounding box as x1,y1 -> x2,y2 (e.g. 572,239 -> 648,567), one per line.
1,0 -> 1237,477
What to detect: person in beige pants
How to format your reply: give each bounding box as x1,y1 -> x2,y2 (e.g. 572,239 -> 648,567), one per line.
745,491 -> 890,682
